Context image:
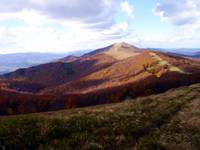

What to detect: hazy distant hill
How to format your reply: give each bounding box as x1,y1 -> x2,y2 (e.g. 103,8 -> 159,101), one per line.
150,48 -> 200,58
173,48 -> 200,57
0,51 -> 87,75
0,53 -> 65,74
172,49 -> 200,58
193,51 -> 200,57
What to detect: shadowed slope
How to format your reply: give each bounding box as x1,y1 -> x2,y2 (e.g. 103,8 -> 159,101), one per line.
1,53 -> 117,91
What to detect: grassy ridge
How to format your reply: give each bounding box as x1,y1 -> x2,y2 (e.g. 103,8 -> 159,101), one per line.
0,84 -> 200,150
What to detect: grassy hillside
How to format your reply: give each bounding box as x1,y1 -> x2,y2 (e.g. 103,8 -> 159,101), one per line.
0,84 -> 200,150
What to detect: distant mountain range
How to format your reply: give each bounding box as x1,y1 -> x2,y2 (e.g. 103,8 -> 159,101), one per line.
0,42 -> 200,115
193,51 -> 200,57
150,48 -> 200,58
0,51 -> 88,75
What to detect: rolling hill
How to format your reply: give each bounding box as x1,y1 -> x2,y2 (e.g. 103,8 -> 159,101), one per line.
0,42 -> 200,115
0,50 -> 87,75
193,51 -> 200,58
0,53 -> 68,75
0,83 -> 199,149
150,48 -> 200,57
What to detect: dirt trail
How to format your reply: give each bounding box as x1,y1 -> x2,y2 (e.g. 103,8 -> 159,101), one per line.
149,52 -> 186,74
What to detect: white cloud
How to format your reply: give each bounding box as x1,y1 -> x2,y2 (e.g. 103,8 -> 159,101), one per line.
102,22 -> 128,37
154,0 -> 200,26
135,26 -> 200,48
0,0 -> 118,29
0,14 -> 132,53
120,1 -> 134,18
0,0 -> 137,53
149,0 -> 200,48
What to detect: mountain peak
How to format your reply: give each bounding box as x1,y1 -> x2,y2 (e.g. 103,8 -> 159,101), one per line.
113,42 -> 128,45
84,42 -> 142,60
112,42 -> 135,48
102,42 -> 142,60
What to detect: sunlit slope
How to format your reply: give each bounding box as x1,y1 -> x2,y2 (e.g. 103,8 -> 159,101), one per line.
43,50 -> 200,94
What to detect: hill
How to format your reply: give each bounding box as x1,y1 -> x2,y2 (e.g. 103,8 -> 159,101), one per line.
59,55 -> 79,62
2,53 -> 117,89
0,83 -> 199,150
193,51 -> 200,58
0,53 -> 67,75
0,50 -> 87,75
0,42 -> 200,115
150,48 -> 200,57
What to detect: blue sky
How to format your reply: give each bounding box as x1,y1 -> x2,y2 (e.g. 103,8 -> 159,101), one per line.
0,0 -> 200,53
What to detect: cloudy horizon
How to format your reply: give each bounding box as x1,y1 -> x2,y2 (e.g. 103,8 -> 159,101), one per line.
0,0 -> 200,54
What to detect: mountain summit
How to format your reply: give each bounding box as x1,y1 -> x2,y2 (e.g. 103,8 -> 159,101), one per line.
85,42 -> 143,60
112,42 -> 136,48
103,42 -> 142,60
